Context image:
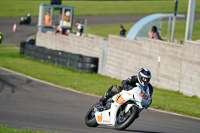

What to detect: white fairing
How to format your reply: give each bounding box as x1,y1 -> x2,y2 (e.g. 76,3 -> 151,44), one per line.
95,83 -> 151,126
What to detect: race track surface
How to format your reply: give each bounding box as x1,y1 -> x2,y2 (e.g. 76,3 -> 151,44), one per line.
0,67 -> 200,133
0,13 -> 200,44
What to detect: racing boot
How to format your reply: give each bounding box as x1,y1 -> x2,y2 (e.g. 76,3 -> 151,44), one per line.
98,85 -> 122,106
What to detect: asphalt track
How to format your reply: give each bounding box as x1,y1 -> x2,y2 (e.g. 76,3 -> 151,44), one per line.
0,67 -> 200,133
0,13 -> 200,44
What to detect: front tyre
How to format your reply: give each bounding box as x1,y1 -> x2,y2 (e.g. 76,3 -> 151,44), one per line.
115,106 -> 138,130
85,103 -> 99,127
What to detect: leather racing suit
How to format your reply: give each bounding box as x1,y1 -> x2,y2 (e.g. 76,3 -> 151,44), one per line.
99,75 -> 153,106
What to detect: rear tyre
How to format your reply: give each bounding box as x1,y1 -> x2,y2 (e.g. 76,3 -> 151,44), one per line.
85,103 -> 99,127
115,106 -> 138,130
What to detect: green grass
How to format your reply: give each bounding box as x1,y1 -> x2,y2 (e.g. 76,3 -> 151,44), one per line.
0,0 -> 200,17
0,44 -> 119,95
87,20 -> 200,41
0,44 -> 200,118
0,126 -> 57,133
162,20 -> 200,41
87,23 -> 134,37
152,87 -> 200,117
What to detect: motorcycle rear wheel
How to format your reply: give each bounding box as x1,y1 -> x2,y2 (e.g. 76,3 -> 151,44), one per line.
115,105 -> 138,130
85,103 -> 99,127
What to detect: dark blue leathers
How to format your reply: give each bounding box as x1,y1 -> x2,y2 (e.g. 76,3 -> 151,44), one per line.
121,76 -> 153,96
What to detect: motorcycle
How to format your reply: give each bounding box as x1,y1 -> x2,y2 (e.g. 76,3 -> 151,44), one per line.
85,83 -> 151,130
19,13 -> 31,25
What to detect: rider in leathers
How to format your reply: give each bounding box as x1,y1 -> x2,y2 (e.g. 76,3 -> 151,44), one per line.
99,68 -> 153,107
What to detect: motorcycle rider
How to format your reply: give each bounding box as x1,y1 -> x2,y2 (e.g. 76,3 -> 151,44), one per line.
98,68 -> 153,107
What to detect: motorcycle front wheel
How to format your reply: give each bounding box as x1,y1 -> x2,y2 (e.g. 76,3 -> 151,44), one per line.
115,105 -> 138,130
85,103 -> 99,127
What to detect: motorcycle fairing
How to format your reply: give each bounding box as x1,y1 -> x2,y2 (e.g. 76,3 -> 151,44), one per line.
95,85 -> 151,126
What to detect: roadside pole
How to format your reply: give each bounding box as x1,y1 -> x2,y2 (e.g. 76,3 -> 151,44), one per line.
171,0 -> 178,42
185,0 -> 196,40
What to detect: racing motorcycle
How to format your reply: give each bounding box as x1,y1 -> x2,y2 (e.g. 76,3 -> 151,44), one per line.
19,13 -> 31,25
85,83 -> 151,130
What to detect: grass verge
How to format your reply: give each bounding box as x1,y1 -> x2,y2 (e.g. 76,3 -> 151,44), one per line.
0,0 -> 199,17
87,20 -> 200,41
0,44 -> 200,118
0,126 -> 57,133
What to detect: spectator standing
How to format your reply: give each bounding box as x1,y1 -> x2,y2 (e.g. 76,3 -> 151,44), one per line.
44,11 -> 51,25
0,31 -> 3,44
148,26 -> 162,40
120,25 -> 126,37
75,21 -> 84,36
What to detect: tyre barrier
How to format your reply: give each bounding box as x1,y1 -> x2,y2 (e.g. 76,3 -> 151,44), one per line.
20,42 -> 99,73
